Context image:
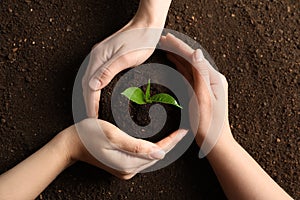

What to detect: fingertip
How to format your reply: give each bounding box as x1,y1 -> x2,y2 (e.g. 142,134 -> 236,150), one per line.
89,78 -> 101,91
158,36 -> 167,48
166,32 -> 176,38
149,149 -> 166,160
160,35 -> 167,40
193,49 -> 205,63
155,129 -> 189,153
176,129 -> 189,140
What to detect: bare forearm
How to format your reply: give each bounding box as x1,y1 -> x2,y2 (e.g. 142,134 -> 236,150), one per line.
0,128 -> 73,200
206,130 -> 293,200
133,0 -> 172,27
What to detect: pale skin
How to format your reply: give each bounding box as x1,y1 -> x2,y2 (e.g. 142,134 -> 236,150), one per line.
0,1 -> 177,199
83,0 -> 172,117
0,121 -> 187,200
0,37 -> 294,200
160,34 -> 293,200
0,0 -> 294,200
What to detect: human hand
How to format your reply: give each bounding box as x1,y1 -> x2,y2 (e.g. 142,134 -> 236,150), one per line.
82,0 -> 172,117
82,27 -> 160,117
0,117 -> 186,199
159,33 -> 231,156
66,118 -> 187,180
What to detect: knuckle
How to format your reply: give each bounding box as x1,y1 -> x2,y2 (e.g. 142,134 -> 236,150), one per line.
101,67 -> 112,78
133,141 -> 143,154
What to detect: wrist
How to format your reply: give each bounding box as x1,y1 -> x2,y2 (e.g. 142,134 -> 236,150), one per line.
56,126 -> 81,167
206,127 -> 237,161
197,122 -> 236,158
132,0 -> 172,27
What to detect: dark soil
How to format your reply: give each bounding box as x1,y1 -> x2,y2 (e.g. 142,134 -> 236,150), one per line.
98,52 -> 187,143
127,82 -> 182,142
0,0 -> 299,199
107,81 -> 182,142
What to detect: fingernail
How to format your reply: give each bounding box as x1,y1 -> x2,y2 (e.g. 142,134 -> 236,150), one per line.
89,78 -> 101,91
150,150 -> 166,160
177,129 -> 189,140
198,150 -> 205,159
193,49 -> 204,62
166,33 -> 175,38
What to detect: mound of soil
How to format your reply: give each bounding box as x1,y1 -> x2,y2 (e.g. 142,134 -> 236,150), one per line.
98,52 -> 185,143
0,0 -> 299,199
105,81 -> 182,143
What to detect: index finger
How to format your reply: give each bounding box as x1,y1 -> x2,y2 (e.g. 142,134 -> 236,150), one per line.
155,129 -> 188,153
160,33 -> 194,63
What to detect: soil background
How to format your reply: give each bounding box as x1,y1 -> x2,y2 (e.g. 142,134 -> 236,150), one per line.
0,0 -> 299,199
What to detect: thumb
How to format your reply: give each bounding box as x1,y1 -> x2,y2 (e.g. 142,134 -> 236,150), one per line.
89,53 -> 133,91
155,129 -> 188,153
121,138 -> 167,160
118,129 -> 188,160
108,127 -> 167,160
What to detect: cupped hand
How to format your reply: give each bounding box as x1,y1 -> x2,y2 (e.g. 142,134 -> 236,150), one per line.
82,22 -> 162,118
82,0 -> 173,118
68,118 -> 187,180
159,33 -> 231,156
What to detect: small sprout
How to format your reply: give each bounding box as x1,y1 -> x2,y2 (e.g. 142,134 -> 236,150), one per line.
121,87 -> 147,105
121,79 -> 182,109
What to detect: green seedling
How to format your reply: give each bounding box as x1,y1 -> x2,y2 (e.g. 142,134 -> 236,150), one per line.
121,79 -> 183,109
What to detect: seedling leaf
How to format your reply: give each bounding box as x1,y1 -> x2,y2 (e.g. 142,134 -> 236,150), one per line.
150,93 -> 183,109
121,87 -> 147,105
121,81 -> 182,109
